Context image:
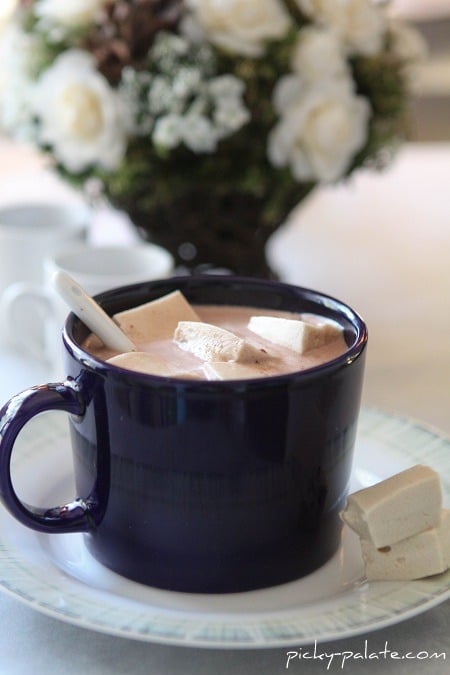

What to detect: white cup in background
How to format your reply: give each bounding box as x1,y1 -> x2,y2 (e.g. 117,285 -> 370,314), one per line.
0,202 -> 89,291
0,202 -> 89,345
3,243 -> 174,372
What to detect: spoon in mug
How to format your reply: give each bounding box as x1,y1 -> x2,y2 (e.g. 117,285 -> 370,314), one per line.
53,270 -> 136,352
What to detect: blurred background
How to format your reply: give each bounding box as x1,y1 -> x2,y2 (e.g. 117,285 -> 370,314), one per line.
391,0 -> 450,140
0,5 -> 448,673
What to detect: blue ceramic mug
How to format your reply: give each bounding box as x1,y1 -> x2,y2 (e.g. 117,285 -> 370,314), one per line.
0,277 -> 367,593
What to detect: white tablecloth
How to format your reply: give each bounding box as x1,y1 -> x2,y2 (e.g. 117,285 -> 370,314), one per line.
0,138 -> 449,674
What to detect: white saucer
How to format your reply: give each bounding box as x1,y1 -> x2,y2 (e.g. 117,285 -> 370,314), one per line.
1,408 -> 449,648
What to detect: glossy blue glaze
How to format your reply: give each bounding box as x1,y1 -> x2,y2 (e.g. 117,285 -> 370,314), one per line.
0,277 -> 367,593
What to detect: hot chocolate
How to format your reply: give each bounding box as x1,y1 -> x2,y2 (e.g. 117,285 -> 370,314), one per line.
82,291 -> 347,380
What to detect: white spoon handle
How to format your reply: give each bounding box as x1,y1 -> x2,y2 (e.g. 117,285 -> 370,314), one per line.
53,270 -> 135,353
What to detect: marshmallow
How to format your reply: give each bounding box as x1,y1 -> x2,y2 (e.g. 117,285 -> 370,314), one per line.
342,465 -> 442,548
114,291 -> 200,341
107,351 -> 202,379
247,315 -> 342,354
361,509 -> 450,581
174,321 -> 265,363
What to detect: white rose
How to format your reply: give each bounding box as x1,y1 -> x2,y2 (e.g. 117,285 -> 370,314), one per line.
388,20 -> 428,64
268,76 -> 370,182
291,26 -> 349,83
34,0 -> 108,30
296,0 -> 386,56
186,0 -> 291,56
32,50 -> 129,172
387,20 -> 428,88
0,0 -> 19,32
0,25 -> 39,134
272,74 -> 304,113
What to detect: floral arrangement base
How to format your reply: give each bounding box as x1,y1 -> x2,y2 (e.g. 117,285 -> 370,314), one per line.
124,192 -> 287,278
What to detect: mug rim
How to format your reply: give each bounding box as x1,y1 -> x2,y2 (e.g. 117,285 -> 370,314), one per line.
47,243 -> 174,282
0,202 -> 89,237
63,276 -> 368,387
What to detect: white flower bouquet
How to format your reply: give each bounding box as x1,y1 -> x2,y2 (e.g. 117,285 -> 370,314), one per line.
0,0 -> 424,276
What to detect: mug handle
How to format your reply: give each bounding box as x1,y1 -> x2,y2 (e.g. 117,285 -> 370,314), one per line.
1,282 -> 53,362
0,380 -> 96,534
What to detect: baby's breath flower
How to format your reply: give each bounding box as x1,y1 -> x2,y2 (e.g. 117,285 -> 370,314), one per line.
181,112 -> 217,153
153,114 -> 184,149
122,31 -> 250,154
214,104 -> 250,139
209,75 -> 250,137
172,67 -> 202,100
151,32 -> 192,76
147,75 -> 176,116
208,75 -> 246,102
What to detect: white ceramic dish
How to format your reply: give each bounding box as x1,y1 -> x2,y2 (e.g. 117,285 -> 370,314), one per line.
0,408 -> 448,648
